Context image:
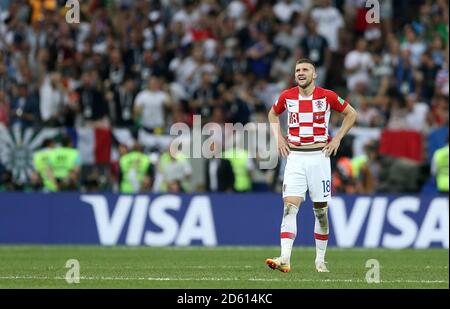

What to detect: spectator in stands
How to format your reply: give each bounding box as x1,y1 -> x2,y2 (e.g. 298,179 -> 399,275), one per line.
134,76 -> 172,133
377,156 -> 423,193
394,48 -> 417,96
39,71 -> 68,126
354,95 -> 381,127
273,0 -> 303,24
190,72 -> 220,122
28,168 -> 44,192
300,18 -> 330,87
270,46 -> 294,85
205,141 -> 235,192
369,49 -> 392,97
387,92 -> 409,129
345,37 -> 374,93
225,82 -> 253,125
430,35 -> 446,68
311,0 -> 344,87
169,44 -> 203,93
0,60 -> 10,94
254,78 -> 281,111
431,135 -> 449,193
354,140 -> 381,193
136,49 -> 166,87
0,89 -> 10,127
332,156 -> 356,193
154,147 -> 192,193
431,94 -> 449,128
10,83 -> 40,128
119,144 -> 153,193
223,138 -> 254,193
106,49 -> 127,91
400,24 -> 427,68
245,30 -> 274,79
272,15 -> 301,52
76,71 -> 110,128
0,170 -> 17,192
310,0 -> 344,54
108,76 -> 137,127
0,0 -> 447,194
434,48 -> 448,96
418,50 -> 441,103
32,138 -> 57,192
427,95 -> 449,161
404,94 -> 431,133
48,135 -> 80,191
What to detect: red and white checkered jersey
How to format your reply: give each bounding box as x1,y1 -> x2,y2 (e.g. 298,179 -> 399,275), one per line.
272,86 -> 348,145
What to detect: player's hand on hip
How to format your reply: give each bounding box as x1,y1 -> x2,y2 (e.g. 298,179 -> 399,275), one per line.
278,137 -> 290,157
322,138 -> 340,157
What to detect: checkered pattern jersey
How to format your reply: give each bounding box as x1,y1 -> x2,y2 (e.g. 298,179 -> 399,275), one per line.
272,86 -> 348,146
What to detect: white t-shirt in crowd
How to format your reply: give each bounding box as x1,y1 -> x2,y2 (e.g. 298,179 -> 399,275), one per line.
172,9 -> 200,29
357,107 -> 379,127
344,50 -> 374,91
227,0 -> 246,19
310,6 -> 344,52
169,56 -> 198,88
405,102 -> 430,132
273,1 -> 303,23
39,76 -> 67,122
134,89 -> 169,129
401,41 -> 427,68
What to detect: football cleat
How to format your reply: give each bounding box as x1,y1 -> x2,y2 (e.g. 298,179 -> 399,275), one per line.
265,257 -> 291,273
315,261 -> 329,273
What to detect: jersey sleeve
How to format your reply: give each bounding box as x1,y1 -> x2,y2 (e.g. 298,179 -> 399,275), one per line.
327,90 -> 348,113
272,91 -> 287,114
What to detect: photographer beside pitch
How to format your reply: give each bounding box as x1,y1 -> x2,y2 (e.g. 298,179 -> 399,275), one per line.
267,58 -> 357,273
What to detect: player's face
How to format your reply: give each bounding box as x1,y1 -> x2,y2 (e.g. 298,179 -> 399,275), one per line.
294,63 -> 316,88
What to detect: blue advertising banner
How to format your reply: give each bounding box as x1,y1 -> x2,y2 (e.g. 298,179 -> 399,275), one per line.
0,193 -> 448,248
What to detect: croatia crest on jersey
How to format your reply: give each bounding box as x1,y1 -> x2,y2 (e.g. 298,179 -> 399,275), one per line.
313,98 -> 325,111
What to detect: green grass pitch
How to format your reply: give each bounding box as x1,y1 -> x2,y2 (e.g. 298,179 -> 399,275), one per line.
0,246 -> 447,288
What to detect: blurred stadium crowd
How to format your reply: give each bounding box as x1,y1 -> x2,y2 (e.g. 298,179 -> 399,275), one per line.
0,0 -> 448,194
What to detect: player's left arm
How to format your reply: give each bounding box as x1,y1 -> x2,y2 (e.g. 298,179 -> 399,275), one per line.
323,102 -> 357,157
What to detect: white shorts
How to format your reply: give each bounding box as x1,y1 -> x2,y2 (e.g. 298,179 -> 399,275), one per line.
282,149 -> 331,202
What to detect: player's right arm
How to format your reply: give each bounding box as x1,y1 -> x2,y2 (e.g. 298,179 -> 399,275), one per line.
268,92 -> 290,157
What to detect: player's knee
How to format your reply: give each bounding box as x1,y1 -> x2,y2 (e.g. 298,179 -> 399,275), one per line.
313,206 -> 328,223
283,203 -> 299,217
283,197 -> 301,218
283,196 -> 302,208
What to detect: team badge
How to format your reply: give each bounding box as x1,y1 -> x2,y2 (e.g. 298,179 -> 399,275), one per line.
314,99 -> 325,110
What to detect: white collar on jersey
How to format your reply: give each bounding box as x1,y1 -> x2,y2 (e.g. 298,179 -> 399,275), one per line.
299,94 -> 313,100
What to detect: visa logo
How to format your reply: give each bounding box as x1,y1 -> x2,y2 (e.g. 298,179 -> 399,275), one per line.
81,195 -> 217,246
329,196 -> 449,248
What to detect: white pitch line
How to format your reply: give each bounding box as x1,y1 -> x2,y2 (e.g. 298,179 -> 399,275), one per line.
0,276 -> 447,284
90,265 -> 255,270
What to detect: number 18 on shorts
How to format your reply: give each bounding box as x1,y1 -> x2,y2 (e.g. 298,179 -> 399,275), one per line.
282,150 -> 332,202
